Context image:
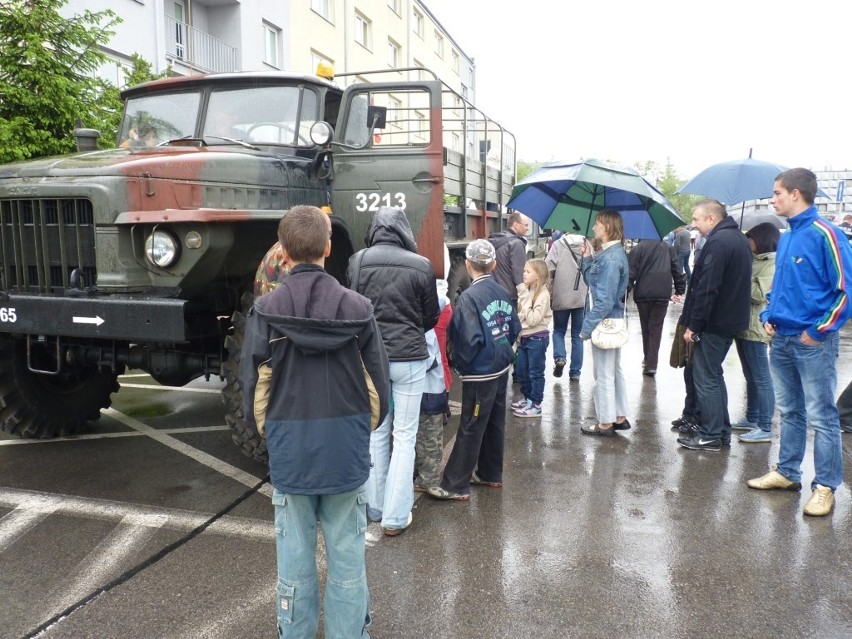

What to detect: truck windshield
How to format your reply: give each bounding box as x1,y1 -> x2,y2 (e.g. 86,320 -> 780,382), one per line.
204,86 -> 319,147
119,92 -> 200,147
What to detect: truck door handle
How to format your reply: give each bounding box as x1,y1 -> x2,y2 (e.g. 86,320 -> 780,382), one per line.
413,176 -> 441,184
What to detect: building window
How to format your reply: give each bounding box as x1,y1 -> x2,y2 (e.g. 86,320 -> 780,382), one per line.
415,110 -> 426,141
412,9 -> 424,38
388,96 -> 402,128
434,31 -> 444,58
263,23 -> 280,68
387,0 -> 400,15
355,13 -> 371,49
387,39 -> 400,68
412,59 -> 427,81
311,0 -> 333,22
451,50 -> 460,75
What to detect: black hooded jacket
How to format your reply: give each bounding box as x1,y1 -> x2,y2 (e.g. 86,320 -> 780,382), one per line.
347,207 -> 440,361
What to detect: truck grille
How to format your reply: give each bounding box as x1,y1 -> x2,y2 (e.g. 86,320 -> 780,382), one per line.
0,198 -> 97,293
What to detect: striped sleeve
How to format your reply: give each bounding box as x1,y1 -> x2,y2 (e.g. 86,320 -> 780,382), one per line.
812,220 -> 852,335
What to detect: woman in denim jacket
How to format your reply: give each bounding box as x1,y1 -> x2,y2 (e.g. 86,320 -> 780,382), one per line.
578,210 -> 631,436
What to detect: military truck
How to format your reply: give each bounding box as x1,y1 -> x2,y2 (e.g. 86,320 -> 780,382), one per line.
0,66 -> 542,461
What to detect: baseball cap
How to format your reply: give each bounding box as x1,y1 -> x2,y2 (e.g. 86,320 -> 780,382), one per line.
465,239 -> 496,265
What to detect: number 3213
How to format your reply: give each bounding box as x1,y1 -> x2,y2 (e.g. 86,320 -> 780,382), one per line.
354,192 -> 406,212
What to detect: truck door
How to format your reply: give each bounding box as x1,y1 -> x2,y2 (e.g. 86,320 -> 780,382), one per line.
330,80 -> 445,275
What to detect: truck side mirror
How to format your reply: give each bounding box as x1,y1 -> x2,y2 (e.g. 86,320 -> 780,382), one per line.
74,127 -> 101,152
367,105 -> 386,129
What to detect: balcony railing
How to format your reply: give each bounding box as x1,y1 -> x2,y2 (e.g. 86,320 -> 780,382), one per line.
165,15 -> 238,73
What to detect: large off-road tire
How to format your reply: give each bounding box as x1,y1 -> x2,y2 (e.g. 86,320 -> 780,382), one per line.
447,254 -> 471,305
0,336 -> 121,438
222,291 -> 269,464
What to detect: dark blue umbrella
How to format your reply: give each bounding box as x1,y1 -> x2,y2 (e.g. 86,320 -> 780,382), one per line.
507,159 -> 684,240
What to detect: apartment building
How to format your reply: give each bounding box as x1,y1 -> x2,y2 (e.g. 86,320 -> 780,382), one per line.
62,0 -> 476,103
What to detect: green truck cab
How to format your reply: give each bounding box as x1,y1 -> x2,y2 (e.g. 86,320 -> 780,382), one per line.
0,67 -> 541,460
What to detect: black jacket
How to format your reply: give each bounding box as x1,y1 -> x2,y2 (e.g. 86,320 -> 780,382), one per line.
681,216 -> 752,336
449,274 -> 520,381
628,240 -> 686,301
241,264 -> 390,495
488,229 -> 526,300
348,207 -> 440,361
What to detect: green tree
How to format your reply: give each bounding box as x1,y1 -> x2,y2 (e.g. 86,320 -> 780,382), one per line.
0,0 -> 120,162
636,159 -> 699,224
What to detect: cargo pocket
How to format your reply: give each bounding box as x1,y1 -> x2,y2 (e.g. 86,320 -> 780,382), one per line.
355,490 -> 368,535
276,581 -> 295,625
272,490 -> 287,537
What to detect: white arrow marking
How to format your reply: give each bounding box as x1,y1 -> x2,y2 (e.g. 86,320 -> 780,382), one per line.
72,315 -> 105,326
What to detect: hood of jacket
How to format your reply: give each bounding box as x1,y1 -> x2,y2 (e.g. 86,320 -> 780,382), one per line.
488,228 -> 524,250
366,206 -> 417,252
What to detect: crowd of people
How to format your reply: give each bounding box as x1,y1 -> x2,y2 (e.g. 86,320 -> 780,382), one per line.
237,167 -> 852,637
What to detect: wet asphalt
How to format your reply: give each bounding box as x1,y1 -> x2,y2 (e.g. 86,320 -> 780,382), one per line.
1,300 -> 851,638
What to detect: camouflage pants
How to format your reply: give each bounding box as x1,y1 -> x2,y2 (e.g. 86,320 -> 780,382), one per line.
414,413 -> 444,489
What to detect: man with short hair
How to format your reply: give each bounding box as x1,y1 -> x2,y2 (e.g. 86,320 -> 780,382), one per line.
747,168 -> 852,517
488,212 -> 530,305
677,199 -> 752,452
240,205 -> 389,637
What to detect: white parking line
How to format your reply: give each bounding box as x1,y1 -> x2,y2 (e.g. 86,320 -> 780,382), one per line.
104,408 -> 273,498
118,382 -> 222,394
0,487 -> 273,540
0,425 -> 229,446
0,494 -> 60,553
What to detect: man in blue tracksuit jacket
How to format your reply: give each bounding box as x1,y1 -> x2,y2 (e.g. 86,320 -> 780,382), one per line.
428,239 -> 520,501
747,168 -> 852,517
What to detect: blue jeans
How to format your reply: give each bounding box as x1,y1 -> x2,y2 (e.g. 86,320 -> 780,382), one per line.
692,332 -> 733,441
552,307 -> 584,376
734,338 -> 775,431
771,333 -> 843,490
515,334 -> 549,404
272,487 -> 371,639
590,344 -> 629,423
365,358 -> 427,528
678,250 -> 691,281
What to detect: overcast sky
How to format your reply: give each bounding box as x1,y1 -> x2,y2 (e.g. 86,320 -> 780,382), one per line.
425,0 -> 852,179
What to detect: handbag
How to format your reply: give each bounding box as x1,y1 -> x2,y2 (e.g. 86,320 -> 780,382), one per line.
590,290 -> 628,350
591,317 -> 628,349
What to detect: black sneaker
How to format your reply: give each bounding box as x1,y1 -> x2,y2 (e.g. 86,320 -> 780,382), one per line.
678,420 -> 699,435
677,434 -> 722,452
841,422 -> 852,434
671,416 -> 689,428
553,358 -> 566,377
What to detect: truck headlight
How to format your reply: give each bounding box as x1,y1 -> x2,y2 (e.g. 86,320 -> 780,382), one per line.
144,230 -> 180,268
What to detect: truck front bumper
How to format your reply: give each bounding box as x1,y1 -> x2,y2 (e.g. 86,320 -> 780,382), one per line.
0,294 -> 187,342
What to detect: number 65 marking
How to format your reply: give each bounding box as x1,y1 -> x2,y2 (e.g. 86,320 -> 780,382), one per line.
0,307 -> 17,323
355,192 -> 407,212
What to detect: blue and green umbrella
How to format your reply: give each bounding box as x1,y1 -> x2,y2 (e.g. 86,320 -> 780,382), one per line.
507,158 -> 684,239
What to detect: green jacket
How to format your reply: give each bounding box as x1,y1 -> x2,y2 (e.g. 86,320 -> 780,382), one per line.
738,252 -> 775,343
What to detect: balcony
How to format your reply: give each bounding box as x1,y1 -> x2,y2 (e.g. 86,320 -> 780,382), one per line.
165,15 -> 238,74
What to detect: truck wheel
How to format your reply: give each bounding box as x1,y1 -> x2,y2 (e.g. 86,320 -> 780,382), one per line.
447,255 -> 471,305
222,291 -> 269,464
0,336 -> 121,438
